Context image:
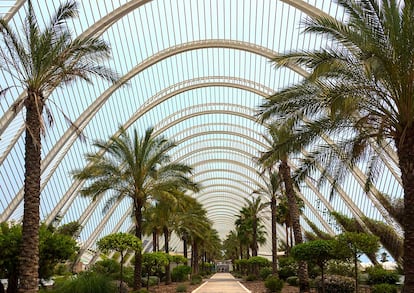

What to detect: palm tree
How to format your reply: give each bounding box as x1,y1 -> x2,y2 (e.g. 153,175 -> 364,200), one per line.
223,230 -> 240,262
257,124 -> 309,291
253,170 -> 283,276
154,191 -> 196,284
176,198 -> 210,263
258,1 -> 414,289
0,1 -> 118,291
187,210 -> 213,275
241,196 -> 269,257
199,228 -> 221,274
142,206 -> 162,252
276,195 -> 292,254
73,127 -> 199,290
235,211 -> 253,259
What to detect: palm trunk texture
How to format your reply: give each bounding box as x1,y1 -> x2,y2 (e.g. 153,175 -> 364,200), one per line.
271,195 -> 278,276
164,227 -> 171,284
252,217 -> 258,257
397,127 -> 414,292
192,241 -> 199,275
280,160 -> 309,292
152,230 -> 157,252
19,94 -> 42,293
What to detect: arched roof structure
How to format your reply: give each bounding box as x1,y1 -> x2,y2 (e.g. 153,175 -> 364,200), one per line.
0,0 -> 404,261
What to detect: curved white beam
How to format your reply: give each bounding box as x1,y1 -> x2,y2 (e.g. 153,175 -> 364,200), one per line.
3,75 -> 270,222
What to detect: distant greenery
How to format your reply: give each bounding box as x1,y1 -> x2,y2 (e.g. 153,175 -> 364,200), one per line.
366,265 -> 400,285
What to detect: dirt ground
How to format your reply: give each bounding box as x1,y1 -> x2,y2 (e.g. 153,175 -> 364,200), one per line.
146,281 -> 199,292
242,281 -> 300,293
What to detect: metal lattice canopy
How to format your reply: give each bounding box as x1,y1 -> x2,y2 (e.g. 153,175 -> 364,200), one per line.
0,0 -> 403,261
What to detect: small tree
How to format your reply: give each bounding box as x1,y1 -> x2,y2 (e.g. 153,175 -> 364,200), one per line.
170,255 -> 187,265
291,240 -> 338,293
0,223 -> 21,293
39,223 -> 79,281
0,222 -> 79,293
142,252 -> 170,290
97,232 -> 141,293
247,256 -> 271,278
337,232 -> 379,292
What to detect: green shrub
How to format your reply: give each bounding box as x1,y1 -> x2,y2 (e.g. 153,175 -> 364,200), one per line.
278,257 -> 298,280
259,267 -> 273,280
90,258 -> 120,279
190,274 -> 202,285
121,266 -> 134,287
366,266 -> 399,285
326,260 -> 354,277
141,276 -> 159,287
171,265 -> 191,282
286,276 -> 298,286
315,275 -> 355,293
54,263 -> 71,276
52,271 -> 116,293
176,284 -> 187,292
247,256 -> 270,267
264,275 -> 284,293
201,262 -> 214,273
232,272 -> 243,279
245,274 -> 257,281
371,283 -> 398,293
235,259 -> 249,274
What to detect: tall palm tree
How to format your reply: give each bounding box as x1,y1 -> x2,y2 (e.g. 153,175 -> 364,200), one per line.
153,190 -> 196,284
235,211 -> 253,259
142,206 -> 162,252
201,228 -> 221,270
73,127 -> 199,290
240,196 -> 269,257
0,1 -> 118,291
188,211 -> 213,275
177,198 -> 210,262
258,1 -> 414,290
253,170 -> 283,276
257,124 -> 309,291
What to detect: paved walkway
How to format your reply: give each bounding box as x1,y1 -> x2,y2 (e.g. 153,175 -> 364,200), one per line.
191,273 -> 251,293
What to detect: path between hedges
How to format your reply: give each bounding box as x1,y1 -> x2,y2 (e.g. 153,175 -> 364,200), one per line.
191,273 -> 251,293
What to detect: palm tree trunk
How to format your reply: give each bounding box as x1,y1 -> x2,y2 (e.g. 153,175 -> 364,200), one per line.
279,160 -> 309,292
285,224 -> 289,255
201,249 -> 205,272
271,195 -> 278,276
239,242 -> 243,259
192,240 -> 199,275
134,200 -> 143,290
152,230 -> 157,252
8,273 -> 18,293
164,227 -> 171,284
396,128 -> 414,292
19,94 -> 42,293
252,217 -> 258,257
183,234 -> 188,258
